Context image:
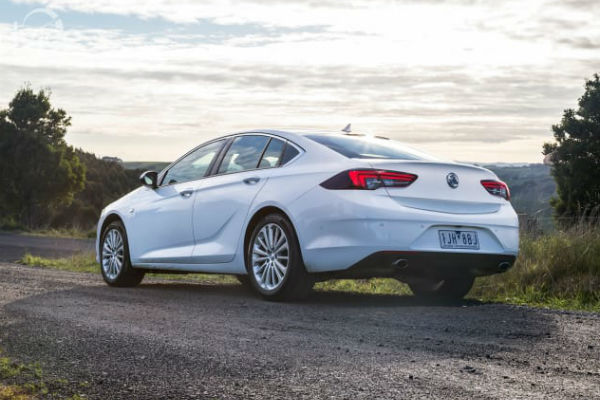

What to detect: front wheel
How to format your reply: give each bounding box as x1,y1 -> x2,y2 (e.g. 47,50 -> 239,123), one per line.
100,221 -> 144,287
408,276 -> 474,300
246,213 -> 312,301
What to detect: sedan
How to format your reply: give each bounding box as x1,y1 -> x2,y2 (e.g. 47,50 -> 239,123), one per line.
96,130 -> 519,301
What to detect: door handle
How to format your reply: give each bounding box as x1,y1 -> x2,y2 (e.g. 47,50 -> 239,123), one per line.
179,189 -> 194,198
243,177 -> 260,185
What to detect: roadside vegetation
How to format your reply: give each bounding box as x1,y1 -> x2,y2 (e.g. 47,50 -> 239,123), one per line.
3,227 -> 96,240
0,87 -> 143,233
21,253 -> 238,285
20,223 -> 600,312
472,224 -> 600,312
0,348 -> 85,400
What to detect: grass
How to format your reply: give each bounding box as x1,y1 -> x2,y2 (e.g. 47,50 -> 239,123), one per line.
471,224 -> 600,312
19,224 -> 600,312
21,253 -> 238,284
21,253 -> 98,274
315,278 -> 412,296
21,228 -> 96,240
0,218 -> 96,239
1,225 -> 95,240
0,347 -> 85,400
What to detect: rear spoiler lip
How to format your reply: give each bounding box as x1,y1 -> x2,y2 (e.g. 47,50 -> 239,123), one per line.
366,159 -> 493,174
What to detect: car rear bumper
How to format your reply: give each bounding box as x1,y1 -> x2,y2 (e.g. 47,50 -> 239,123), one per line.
314,251 -> 516,281
289,186 -> 519,273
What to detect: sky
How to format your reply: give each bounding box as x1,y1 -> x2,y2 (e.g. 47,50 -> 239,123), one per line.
0,0 -> 599,163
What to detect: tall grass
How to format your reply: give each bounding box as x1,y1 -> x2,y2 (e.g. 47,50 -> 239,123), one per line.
472,223 -> 600,311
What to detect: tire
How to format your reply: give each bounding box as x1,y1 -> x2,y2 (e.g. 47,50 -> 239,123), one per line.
100,220 -> 144,287
245,213 -> 313,301
408,276 -> 474,300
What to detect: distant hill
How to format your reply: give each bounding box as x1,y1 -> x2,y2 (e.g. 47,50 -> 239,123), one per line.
483,164 -> 556,230
123,161 -> 170,172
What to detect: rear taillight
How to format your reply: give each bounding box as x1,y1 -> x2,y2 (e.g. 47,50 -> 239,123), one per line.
481,180 -> 510,200
321,169 -> 418,190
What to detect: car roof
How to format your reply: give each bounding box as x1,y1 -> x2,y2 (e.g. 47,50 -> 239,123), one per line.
232,129 -> 379,142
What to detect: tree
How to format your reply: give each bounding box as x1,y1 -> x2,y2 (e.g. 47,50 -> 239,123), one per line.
50,150 -> 141,229
543,74 -> 600,222
0,86 -> 85,227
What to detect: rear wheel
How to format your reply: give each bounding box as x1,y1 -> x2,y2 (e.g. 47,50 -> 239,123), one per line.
408,276 -> 474,300
100,220 -> 144,287
246,213 -> 312,301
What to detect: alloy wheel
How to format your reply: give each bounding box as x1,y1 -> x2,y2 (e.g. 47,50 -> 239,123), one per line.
251,223 -> 289,291
102,228 -> 124,280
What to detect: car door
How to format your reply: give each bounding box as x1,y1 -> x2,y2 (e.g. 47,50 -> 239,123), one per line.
190,135 -> 286,264
128,139 -> 225,264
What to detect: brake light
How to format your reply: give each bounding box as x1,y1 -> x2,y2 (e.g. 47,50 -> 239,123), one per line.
321,169 -> 418,190
481,180 -> 510,200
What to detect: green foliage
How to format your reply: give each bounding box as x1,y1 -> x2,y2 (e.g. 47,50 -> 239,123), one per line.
0,349 -> 46,399
0,86 -> 85,227
51,151 -> 141,229
0,348 -> 84,399
0,86 -> 141,230
543,74 -> 600,221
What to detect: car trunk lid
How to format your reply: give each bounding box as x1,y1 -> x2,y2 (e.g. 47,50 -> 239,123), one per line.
367,159 -> 503,214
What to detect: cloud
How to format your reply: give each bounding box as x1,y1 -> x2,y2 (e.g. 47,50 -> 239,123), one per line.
0,0 -> 599,162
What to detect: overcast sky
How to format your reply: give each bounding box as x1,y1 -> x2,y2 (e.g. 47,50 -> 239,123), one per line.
0,0 -> 599,162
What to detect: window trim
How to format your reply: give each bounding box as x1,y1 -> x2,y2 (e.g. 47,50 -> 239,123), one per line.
256,137 -> 273,169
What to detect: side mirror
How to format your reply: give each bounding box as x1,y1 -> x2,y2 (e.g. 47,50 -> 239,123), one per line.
140,170 -> 158,189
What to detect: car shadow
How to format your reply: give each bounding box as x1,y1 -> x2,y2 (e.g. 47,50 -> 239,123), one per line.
135,279 -> 491,309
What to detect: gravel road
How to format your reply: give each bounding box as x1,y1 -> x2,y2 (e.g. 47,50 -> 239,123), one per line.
0,263 -> 598,399
0,232 -> 94,262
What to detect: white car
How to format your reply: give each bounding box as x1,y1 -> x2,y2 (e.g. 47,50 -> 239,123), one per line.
96,130 -> 519,301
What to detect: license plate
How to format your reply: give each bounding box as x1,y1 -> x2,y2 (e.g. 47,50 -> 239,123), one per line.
438,230 -> 479,250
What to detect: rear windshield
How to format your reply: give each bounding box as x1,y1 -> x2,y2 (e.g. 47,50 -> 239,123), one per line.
305,134 -> 437,160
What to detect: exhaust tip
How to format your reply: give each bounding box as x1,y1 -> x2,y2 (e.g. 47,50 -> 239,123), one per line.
498,261 -> 511,272
393,258 -> 408,270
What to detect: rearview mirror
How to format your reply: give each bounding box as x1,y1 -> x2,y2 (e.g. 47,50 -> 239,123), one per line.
140,170 -> 158,189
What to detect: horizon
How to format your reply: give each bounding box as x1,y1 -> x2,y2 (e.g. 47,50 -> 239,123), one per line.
1,0 -> 599,163
118,155 -> 547,166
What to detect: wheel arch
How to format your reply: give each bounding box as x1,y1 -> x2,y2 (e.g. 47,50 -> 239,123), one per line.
243,205 -> 304,269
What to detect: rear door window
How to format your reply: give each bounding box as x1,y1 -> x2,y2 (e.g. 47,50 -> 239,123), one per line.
218,135 -> 270,174
258,138 -> 285,168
